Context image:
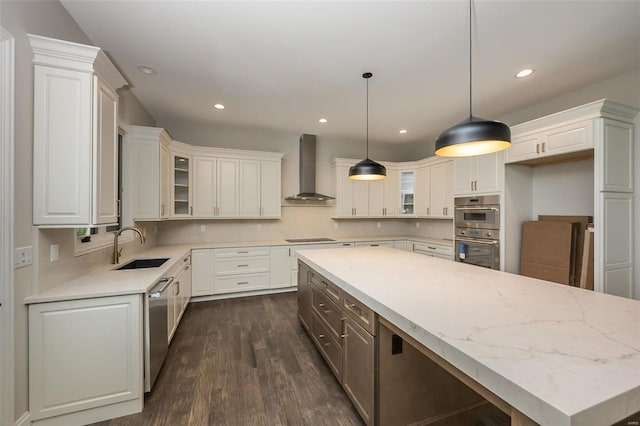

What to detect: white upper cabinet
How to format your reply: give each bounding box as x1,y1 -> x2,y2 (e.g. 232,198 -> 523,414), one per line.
415,166 -> 431,217
171,152 -> 193,217
334,162 -> 369,217
123,126 -> 172,221
189,145 -> 282,219
399,169 -> 415,217
453,152 -> 504,196
429,161 -> 453,218
369,165 -> 399,217
30,34 -> 127,227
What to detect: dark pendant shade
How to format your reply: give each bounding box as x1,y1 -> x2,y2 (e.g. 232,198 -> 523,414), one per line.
348,158 -> 386,181
435,116 -> 511,157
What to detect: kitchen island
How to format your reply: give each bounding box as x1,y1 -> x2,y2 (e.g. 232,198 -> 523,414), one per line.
296,246 -> 640,426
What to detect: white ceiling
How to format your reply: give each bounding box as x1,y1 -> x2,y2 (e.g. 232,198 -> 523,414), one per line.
61,0 -> 640,145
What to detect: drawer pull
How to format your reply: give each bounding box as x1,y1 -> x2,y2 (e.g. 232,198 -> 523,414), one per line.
183,257 -> 189,262
238,251 -> 249,254
323,310 -> 331,315
237,281 -> 249,285
371,244 -> 379,247
184,265 -> 190,271
323,343 -> 330,347
318,334 -> 325,338
237,264 -> 249,267
427,246 -> 436,250
318,303 -> 325,308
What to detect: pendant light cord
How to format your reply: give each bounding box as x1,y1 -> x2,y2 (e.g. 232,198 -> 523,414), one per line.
469,0 -> 473,119
366,75 -> 369,158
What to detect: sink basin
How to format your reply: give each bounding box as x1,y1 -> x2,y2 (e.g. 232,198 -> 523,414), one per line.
116,258 -> 169,270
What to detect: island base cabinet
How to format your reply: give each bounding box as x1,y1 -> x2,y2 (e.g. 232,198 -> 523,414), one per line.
29,295 -> 143,425
343,316 -> 374,425
297,262 -> 312,331
377,322 -> 504,426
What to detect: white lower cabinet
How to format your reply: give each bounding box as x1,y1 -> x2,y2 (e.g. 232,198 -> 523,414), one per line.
169,254 -> 191,342
29,295 -> 143,425
192,249 -> 214,296
270,246 -> 292,288
410,241 -> 453,260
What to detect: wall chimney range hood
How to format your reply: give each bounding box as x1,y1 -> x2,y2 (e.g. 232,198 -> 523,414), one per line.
285,134 -> 335,201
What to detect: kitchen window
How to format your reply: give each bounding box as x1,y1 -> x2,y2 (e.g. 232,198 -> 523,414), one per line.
74,133 -> 128,256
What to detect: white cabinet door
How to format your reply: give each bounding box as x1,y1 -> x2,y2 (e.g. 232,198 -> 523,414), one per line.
335,165 -> 354,217
270,246 -> 291,288
475,152 -> 503,193
415,166 -> 430,217
260,161 -> 282,218
600,119 -> 633,193
544,120 -> 593,156
399,170 -> 415,217
430,162 -> 452,218
192,157 -> 216,218
599,193 -> 633,298
353,180 -> 369,217
368,180 -> 384,217
127,136 -> 160,220
217,158 -> 239,217
33,66 -> 93,226
192,249 -> 214,296
167,279 -> 176,342
92,77 -> 120,225
160,144 -> 171,219
383,168 -> 400,217
239,160 -> 260,217
29,295 -> 142,422
453,157 -> 473,195
172,153 -> 192,217
504,133 -> 540,164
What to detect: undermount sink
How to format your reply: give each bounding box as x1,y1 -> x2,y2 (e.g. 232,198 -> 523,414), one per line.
116,258 -> 169,270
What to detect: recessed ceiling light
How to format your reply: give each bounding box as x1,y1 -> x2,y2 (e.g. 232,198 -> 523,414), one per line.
515,69 -> 534,78
319,118 -> 328,123
213,104 -> 225,110
137,65 -> 157,75
399,129 -> 408,134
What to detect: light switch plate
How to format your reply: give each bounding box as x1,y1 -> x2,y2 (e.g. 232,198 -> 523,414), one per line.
14,246 -> 33,268
50,244 -> 59,262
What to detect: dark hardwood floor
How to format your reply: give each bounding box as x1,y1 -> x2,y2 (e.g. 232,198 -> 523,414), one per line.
94,293 -> 363,426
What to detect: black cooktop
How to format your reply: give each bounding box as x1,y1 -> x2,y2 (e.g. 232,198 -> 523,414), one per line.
285,238 -> 336,243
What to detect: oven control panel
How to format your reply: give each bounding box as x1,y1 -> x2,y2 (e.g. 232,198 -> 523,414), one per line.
455,227 -> 499,240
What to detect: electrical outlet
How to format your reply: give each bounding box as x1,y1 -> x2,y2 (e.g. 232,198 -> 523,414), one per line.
13,246 -> 33,268
200,224 -> 206,233
50,244 -> 59,262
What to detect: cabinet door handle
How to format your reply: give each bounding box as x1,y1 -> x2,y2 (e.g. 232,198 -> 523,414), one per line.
237,281 -> 249,285
184,265 -> 190,271
542,142 -> 546,153
427,207 -> 430,215
470,181 -> 473,191
116,199 -> 121,217
175,281 -> 180,295
536,143 -> 540,154
161,204 -> 165,216
190,206 -> 193,215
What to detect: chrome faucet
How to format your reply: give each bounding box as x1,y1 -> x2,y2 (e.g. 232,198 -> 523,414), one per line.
113,226 -> 146,264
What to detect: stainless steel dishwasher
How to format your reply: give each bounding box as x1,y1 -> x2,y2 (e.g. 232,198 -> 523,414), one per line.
145,277 -> 172,392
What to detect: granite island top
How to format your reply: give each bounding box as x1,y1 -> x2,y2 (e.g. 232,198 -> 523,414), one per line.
25,236 -> 451,304
295,247 -> 640,426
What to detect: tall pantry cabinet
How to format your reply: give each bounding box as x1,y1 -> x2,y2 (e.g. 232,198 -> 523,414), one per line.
505,100 -> 638,298
29,34 -> 127,227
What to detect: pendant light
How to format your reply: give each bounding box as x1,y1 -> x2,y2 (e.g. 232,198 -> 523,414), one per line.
435,0 -> 511,157
349,72 -> 386,180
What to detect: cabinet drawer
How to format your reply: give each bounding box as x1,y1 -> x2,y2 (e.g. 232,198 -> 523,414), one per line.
310,270 -> 342,305
214,256 -> 269,275
343,293 -> 376,336
311,312 -> 342,380
214,246 -> 269,258
311,286 -> 343,342
412,242 -> 452,257
214,273 -> 269,294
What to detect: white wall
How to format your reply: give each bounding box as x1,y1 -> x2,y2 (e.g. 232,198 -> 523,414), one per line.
0,0 -> 156,421
531,159 -> 595,218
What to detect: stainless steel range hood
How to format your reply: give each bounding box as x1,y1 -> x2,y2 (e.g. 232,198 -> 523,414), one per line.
285,134 -> 335,201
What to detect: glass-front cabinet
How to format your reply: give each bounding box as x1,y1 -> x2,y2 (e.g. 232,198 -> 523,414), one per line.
172,153 -> 192,217
400,170 -> 415,216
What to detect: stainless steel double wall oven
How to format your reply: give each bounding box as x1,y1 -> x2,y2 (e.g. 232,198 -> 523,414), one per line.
454,195 -> 500,270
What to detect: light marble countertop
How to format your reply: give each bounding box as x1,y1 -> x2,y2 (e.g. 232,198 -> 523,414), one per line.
25,236 -> 451,304
295,247 -> 640,426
